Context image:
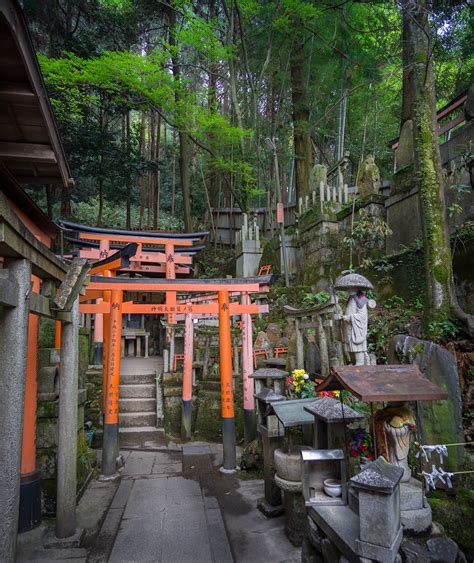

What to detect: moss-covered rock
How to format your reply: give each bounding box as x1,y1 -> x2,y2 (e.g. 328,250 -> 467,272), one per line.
429,489 -> 474,560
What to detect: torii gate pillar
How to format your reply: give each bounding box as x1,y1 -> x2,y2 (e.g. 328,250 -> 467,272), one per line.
218,290 -> 236,472
101,289 -> 123,477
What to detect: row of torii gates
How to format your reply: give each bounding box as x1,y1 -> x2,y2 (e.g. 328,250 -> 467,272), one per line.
62,221 -> 272,477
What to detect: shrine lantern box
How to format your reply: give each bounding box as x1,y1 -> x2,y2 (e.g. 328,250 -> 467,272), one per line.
304,397 -> 364,450
254,388 -> 286,438
302,449 -> 347,507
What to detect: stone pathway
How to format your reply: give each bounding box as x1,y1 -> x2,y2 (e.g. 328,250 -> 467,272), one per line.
18,445 -> 300,562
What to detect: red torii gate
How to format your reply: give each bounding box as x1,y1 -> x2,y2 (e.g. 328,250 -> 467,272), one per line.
80,266 -> 271,474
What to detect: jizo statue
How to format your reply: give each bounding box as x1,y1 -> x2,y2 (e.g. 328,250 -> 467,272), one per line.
334,273 -> 376,366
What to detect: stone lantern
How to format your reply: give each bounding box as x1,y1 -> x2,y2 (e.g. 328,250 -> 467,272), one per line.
350,457 -> 404,562
254,388 -> 286,517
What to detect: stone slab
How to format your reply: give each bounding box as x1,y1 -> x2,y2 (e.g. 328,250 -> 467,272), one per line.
356,526 -> 403,562
122,478 -> 166,519
87,508 -> 124,563
110,479 -> 134,509
109,515 -> 164,562
182,444 -> 212,456
160,525 -> 213,562
166,476 -> 201,498
205,507 -> 234,562
309,505 -> 359,562
122,451 -> 156,476
152,463 -> 181,475
401,506 -> 432,534
400,478 -> 424,511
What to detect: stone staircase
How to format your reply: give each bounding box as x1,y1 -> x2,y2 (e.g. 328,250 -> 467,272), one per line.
119,361 -> 165,446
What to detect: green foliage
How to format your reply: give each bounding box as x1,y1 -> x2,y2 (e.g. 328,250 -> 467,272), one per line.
301,291 -> 330,309
72,197 -> 182,230
343,208 -> 392,268
427,319 -> 462,341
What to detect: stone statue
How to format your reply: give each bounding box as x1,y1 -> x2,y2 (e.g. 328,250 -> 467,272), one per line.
334,273 -> 375,366
357,154 -> 381,196
373,406 -> 416,482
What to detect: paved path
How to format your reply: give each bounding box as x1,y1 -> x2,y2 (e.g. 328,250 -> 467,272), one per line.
85,449 -> 231,563
18,446 -> 299,563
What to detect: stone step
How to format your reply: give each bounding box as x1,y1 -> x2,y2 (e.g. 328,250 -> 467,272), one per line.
119,398 -> 156,413
119,426 -> 167,447
120,383 -> 156,399
121,371 -> 156,385
120,411 -> 156,427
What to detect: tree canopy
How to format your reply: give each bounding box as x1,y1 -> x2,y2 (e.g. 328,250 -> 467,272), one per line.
24,0 -> 472,229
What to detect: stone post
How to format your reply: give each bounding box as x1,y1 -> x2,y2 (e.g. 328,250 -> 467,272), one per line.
295,319 -> 304,369
56,298 -> 80,539
316,315 -> 329,377
0,259 -> 31,562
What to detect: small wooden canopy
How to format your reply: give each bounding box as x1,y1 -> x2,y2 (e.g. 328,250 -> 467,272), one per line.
315,365 -> 448,403
0,0 -> 73,188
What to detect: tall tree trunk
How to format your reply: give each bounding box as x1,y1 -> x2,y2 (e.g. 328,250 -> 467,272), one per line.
147,109 -> 155,229
97,108 -> 108,227
167,7 -> 193,232
207,0 -> 218,208
154,114 -> 161,229
138,112 -> 146,229
125,111 -> 132,229
401,0 -> 453,328
171,127 -> 176,216
97,178 -> 104,226
290,37 -> 312,200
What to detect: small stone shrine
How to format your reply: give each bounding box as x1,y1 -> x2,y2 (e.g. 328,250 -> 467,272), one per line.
271,399 -> 315,546
254,387 -> 286,517
304,395 -> 364,450
250,367 -> 288,517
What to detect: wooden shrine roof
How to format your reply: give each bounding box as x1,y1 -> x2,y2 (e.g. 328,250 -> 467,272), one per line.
0,0 -> 73,188
315,364 -> 448,402
58,220 -> 208,245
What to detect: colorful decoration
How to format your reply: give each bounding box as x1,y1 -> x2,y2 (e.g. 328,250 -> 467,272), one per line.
285,369 -> 315,399
349,427 -> 375,460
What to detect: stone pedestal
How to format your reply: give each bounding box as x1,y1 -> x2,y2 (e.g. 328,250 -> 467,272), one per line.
236,239 -> 262,278
400,477 -> 432,534
275,475 -> 307,546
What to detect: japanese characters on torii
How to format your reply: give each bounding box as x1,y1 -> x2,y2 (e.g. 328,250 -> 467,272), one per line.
335,273 -> 376,366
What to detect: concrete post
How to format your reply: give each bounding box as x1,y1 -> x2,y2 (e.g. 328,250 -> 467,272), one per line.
56,298 -> 80,539
295,319 -> 304,369
181,314 -> 194,440
169,328 -> 175,373
0,259 -> 31,562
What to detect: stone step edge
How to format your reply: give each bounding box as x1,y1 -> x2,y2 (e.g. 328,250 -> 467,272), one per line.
119,425 -> 162,433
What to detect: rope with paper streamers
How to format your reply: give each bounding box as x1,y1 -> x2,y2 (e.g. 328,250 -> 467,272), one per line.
417,442 -> 474,491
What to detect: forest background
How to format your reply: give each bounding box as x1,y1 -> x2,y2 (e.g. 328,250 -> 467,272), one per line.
23,0 -> 473,233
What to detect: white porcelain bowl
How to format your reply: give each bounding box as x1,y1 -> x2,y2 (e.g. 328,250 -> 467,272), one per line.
323,478 -> 342,498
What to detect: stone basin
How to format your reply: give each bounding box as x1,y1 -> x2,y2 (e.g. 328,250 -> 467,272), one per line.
274,445 -> 311,482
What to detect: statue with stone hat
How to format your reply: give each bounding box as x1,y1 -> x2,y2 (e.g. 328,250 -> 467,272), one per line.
334,273 -> 376,366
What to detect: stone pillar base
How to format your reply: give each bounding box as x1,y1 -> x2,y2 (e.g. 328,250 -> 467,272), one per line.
257,497 -> 284,518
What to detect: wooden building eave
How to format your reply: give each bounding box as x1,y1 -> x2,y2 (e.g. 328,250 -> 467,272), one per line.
0,0 -> 74,188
